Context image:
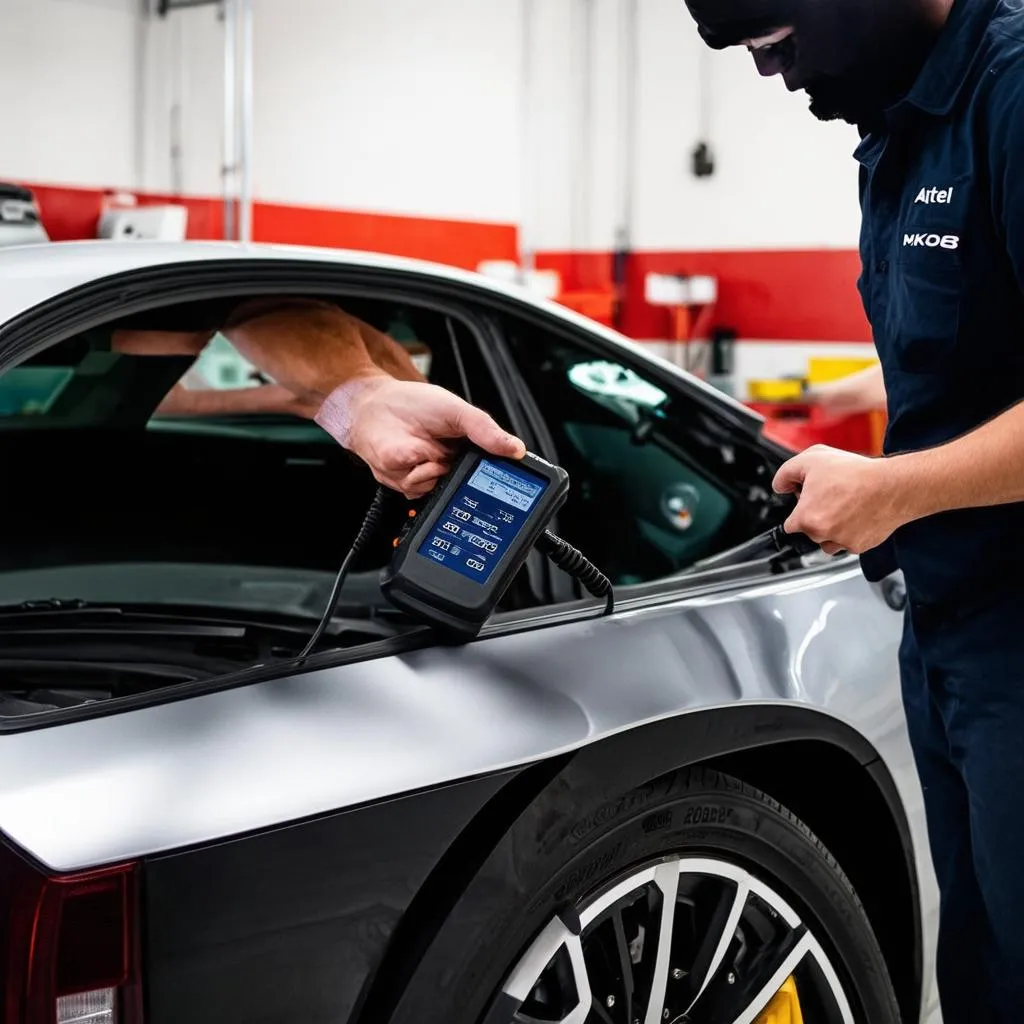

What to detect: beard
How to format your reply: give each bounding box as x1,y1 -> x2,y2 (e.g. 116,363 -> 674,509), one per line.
801,24 -> 938,132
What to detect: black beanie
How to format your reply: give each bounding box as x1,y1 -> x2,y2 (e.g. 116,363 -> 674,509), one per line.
683,0 -> 800,49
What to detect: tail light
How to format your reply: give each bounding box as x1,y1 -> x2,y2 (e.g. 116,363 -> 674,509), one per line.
1,838 -> 143,1024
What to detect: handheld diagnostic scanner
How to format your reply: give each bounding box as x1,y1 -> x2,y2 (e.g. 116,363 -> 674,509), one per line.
380,448 -> 570,638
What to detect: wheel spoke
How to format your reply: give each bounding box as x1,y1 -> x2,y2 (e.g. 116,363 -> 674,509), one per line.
642,862 -> 680,1024
683,876 -> 749,1014
499,913 -> 593,1024
611,910 -> 635,1020
561,933 -> 593,1024
697,930 -> 813,1024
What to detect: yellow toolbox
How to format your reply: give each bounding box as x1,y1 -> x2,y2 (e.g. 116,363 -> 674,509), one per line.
747,377 -> 806,402
806,355 -> 878,384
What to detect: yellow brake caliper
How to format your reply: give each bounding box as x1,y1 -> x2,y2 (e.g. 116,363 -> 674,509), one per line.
753,977 -> 805,1024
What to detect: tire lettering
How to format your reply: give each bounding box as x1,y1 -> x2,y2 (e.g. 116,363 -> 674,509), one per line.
554,843 -> 624,901
641,809 -> 673,834
683,805 -> 733,826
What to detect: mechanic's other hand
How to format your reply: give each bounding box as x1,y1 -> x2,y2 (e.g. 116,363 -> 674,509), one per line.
806,380 -> 865,417
317,375 -> 526,499
772,445 -> 905,555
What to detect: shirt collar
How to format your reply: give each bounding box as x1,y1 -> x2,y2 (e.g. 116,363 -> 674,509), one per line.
900,0 -> 999,116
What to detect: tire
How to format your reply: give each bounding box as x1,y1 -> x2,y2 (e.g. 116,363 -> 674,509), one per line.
386,767 -> 901,1024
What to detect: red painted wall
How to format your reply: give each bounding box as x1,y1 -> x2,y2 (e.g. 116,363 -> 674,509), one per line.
26,182 -> 518,272
20,182 -> 869,342
535,250 -> 871,343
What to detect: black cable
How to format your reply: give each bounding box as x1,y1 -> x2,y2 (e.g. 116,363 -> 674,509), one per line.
536,530 -> 615,615
297,485 -> 389,662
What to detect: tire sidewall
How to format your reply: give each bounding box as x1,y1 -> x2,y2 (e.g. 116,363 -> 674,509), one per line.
387,769 -> 898,1024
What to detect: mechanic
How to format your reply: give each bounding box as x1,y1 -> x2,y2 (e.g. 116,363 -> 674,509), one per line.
683,0 -> 1024,1019
112,297 -> 525,498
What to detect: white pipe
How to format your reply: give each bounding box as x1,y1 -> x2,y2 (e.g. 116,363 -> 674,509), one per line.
222,0 -> 237,241
238,0 -> 254,243
519,0 -> 534,273
133,0 -> 150,190
573,0 -> 595,253
616,0 -> 639,253
170,12 -> 185,195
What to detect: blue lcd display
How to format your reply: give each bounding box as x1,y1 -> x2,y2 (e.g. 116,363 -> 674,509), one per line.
417,458 -> 549,584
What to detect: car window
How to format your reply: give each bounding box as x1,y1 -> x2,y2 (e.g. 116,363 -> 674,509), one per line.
503,319 -> 759,586
0,334 -> 90,417
0,294 -> 528,620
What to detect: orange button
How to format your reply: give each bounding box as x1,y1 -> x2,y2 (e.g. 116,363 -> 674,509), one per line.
393,537 -> 400,548
408,509 -> 417,517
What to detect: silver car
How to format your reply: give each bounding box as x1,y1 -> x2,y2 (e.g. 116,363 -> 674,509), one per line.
0,242 -> 938,1024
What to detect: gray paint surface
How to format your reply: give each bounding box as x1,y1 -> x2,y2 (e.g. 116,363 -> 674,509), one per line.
0,561 -> 938,1024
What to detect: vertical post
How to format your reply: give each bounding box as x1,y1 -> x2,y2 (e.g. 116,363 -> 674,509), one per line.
573,0 -> 595,254
170,12 -> 186,195
222,0 -> 237,241
519,0 -> 534,274
238,0 -> 254,243
134,0 -> 150,190
612,0 -> 638,329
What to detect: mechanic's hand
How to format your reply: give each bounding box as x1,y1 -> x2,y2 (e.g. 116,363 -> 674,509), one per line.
318,376 -> 526,498
772,445 -> 906,555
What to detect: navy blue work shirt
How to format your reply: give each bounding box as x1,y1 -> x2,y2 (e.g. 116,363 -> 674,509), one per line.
857,0 -> 1024,607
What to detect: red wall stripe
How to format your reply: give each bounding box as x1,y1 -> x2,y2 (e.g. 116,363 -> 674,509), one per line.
19,182 -> 868,342
254,200 -> 516,270
536,250 -> 871,343
23,182 -> 517,272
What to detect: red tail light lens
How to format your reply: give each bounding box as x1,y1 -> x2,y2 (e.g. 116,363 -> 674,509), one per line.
1,838 -> 142,1024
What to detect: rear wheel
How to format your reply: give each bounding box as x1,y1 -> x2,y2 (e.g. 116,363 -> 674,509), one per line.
386,768 -> 902,1024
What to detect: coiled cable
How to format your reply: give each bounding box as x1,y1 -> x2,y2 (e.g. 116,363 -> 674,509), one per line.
536,530 -> 615,615
298,485 -> 389,661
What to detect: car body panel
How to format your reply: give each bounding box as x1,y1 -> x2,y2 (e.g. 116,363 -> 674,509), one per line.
0,563 -> 921,873
0,240 -> 939,1022
142,769 -> 521,1024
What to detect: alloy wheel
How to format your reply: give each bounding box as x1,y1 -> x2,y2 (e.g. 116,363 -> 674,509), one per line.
495,856 -> 856,1024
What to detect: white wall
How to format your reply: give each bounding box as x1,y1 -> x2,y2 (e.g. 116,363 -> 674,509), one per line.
0,0 -> 141,189
137,0 -> 523,223
1,0 -> 863,251
631,0 -> 863,251
527,0 -> 864,253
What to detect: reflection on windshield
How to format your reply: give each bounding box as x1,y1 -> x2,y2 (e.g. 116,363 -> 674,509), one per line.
568,360 -> 669,408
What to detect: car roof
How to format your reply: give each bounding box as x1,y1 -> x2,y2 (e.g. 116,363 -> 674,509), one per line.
0,239 -> 757,421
